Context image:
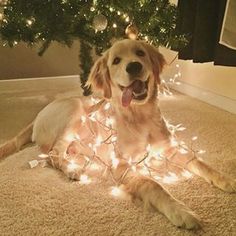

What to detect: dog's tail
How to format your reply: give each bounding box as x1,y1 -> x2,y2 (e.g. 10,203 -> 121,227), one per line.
0,122 -> 34,160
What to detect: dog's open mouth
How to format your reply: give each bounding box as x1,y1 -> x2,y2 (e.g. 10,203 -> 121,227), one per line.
119,79 -> 149,107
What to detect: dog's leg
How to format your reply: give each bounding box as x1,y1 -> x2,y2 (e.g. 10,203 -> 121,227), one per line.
48,138 -> 82,180
113,161 -> 200,229
186,158 -> 236,193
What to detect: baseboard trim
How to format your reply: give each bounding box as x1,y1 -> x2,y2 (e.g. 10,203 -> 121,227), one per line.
169,80 -> 236,114
1,75 -> 235,114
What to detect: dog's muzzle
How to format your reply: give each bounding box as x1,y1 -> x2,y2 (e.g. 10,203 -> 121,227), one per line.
119,79 -> 149,107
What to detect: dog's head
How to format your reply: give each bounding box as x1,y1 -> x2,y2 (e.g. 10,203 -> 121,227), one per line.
87,39 -> 166,107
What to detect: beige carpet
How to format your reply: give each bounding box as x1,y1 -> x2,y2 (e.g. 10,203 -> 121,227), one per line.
0,84 -> 236,236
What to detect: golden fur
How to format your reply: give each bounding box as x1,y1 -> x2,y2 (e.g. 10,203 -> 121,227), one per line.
0,39 -> 235,230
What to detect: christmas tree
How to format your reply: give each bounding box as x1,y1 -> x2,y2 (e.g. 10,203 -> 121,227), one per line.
0,0 -> 187,95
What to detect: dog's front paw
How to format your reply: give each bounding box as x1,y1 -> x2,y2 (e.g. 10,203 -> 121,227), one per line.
213,175 -> 236,193
167,204 -> 201,230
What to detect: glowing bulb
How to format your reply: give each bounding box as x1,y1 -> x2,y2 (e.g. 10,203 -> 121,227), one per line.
67,160 -> 79,172
110,186 -> 122,197
117,11 -> 121,15
181,170 -> 193,178
79,175 -> 91,185
91,97 -> 100,104
177,127 -> 186,131
179,148 -> 188,154
131,165 -> 137,172
155,149 -> 163,160
113,23 -> 117,28
74,133 -> 80,140
104,102 -> 111,110
95,135 -> 103,146
154,175 -> 162,180
139,166 -> 149,176
65,133 -> 76,142
171,137 -> 178,147
38,153 -> 49,158
89,112 -> 96,122
111,136 -> 117,142
146,144 -> 151,152
106,117 -> 114,127
162,172 -> 178,184
89,163 -> 100,171
198,149 -> 206,154
110,151 -> 119,168
81,116 -> 86,123
125,16 -> 130,22
26,19 -> 33,26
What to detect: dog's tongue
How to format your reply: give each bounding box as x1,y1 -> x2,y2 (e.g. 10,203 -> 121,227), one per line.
122,87 -> 133,107
121,80 -> 144,107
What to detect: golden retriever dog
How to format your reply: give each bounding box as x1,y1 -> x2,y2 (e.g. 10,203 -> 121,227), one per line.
0,39 -> 235,230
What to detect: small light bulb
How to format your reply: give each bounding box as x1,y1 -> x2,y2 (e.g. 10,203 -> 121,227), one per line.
125,16 -> 130,22
67,160 -> 79,172
65,133 -> 76,142
198,149 -> 206,154
110,186 -> 122,197
38,153 -> 49,158
146,144 -> 151,152
110,151 -> 119,168
104,102 -> 111,110
162,172 -> 178,184
106,117 -> 114,127
95,135 -> 103,146
81,116 -> 86,123
79,175 -> 91,185
181,170 -> 193,178
113,23 -> 117,28
26,19 -> 33,26
111,136 -> 117,142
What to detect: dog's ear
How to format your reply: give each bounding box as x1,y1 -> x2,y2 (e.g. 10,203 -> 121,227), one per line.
141,42 -> 166,84
86,52 -> 111,99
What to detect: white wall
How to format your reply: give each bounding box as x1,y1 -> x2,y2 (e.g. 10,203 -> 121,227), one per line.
0,41 -> 80,79
160,47 -> 236,100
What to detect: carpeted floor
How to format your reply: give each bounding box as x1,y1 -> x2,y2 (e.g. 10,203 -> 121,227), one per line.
0,83 -> 236,236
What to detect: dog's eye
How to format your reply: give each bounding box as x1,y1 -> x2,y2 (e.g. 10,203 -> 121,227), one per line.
136,50 -> 145,57
112,57 -> 121,65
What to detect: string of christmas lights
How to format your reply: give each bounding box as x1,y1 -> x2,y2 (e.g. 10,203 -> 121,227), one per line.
28,70 -> 206,197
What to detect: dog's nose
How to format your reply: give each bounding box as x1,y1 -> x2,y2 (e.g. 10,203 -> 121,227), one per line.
126,62 -> 143,76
